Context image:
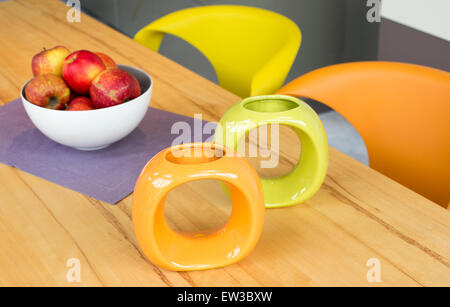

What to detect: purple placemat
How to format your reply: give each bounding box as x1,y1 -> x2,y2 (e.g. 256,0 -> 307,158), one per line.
0,99 -> 216,204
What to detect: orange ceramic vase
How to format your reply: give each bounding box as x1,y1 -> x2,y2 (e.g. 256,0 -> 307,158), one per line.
132,143 -> 265,271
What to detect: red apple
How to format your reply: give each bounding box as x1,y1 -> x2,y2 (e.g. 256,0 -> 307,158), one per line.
90,68 -> 141,109
62,50 -> 106,95
68,91 -> 79,102
95,52 -> 117,69
24,74 -> 70,110
68,96 -> 94,111
32,46 -> 70,76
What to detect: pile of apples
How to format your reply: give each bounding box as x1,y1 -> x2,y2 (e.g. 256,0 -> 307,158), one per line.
24,46 -> 141,111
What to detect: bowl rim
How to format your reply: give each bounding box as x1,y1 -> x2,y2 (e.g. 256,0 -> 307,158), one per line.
21,64 -> 153,113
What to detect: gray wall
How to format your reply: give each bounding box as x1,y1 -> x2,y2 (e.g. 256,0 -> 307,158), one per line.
378,18 -> 450,72
80,0 -> 379,111
379,0 -> 450,72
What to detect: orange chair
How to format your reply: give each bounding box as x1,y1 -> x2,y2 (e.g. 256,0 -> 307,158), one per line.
276,62 -> 450,208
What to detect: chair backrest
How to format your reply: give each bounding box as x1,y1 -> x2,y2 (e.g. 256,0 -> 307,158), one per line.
134,5 -> 301,98
277,62 -> 450,207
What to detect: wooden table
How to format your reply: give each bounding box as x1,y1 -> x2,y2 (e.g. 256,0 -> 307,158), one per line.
0,0 -> 449,287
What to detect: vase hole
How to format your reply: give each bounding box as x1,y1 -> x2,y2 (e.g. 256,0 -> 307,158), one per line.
242,98 -> 299,113
240,124 -> 301,178
165,144 -> 225,165
164,179 -> 232,235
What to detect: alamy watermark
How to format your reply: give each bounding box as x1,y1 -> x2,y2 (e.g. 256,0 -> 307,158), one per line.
66,258 -> 81,283
66,0 -> 81,23
366,258 -> 382,283
170,114 -> 281,169
366,0 -> 381,23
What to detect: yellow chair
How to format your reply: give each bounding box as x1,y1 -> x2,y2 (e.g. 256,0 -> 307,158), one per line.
134,5 -> 301,97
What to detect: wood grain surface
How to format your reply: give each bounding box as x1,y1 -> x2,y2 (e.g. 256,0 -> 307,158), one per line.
0,0 -> 448,286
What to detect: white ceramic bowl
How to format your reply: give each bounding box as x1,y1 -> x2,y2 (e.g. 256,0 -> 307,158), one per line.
21,65 -> 152,150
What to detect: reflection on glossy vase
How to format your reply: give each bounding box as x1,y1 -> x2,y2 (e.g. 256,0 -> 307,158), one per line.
214,95 -> 328,208
132,143 -> 265,271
